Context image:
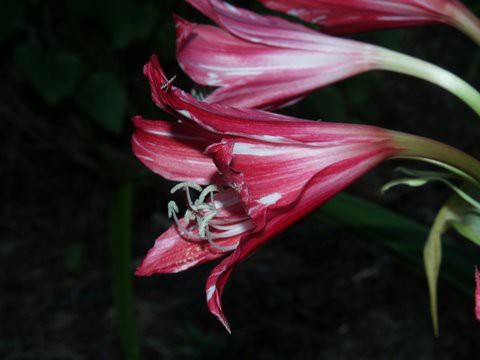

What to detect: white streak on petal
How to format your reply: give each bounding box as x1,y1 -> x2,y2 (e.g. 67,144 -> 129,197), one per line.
259,193 -> 282,205
206,285 -> 216,301
178,109 -> 192,119
233,143 -> 289,156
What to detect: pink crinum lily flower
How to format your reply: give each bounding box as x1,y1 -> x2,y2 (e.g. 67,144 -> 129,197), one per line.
258,0 -> 480,43
175,0 -> 480,114
132,55 -> 468,331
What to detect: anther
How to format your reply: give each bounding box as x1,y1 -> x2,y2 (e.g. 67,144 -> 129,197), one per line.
198,185 -> 221,205
170,182 -> 203,194
161,75 -> 176,90
167,201 -> 179,218
198,211 -> 218,238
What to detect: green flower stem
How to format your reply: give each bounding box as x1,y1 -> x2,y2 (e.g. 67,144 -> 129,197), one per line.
450,5 -> 480,47
376,49 -> 480,118
392,131 -> 480,186
110,182 -> 140,360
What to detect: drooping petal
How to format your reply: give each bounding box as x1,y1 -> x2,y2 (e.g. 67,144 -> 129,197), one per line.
144,55 -> 395,146
205,148 -> 397,330
258,0 -> 480,36
131,116 -> 222,184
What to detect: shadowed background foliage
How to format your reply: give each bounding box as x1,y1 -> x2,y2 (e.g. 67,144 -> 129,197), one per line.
1,0 -> 480,359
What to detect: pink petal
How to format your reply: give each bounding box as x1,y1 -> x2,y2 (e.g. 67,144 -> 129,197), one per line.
476,266 -> 480,320
207,137 -> 398,224
144,55 -> 394,145
131,116 -> 222,184
204,148 -> 396,330
209,0 -> 365,51
258,0 -> 474,35
135,224 -> 229,275
177,1 -> 379,109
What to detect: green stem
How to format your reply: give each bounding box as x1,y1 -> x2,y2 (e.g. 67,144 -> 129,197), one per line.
392,131 -> 480,186
449,4 -> 480,47
376,49 -> 480,118
110,182 -> 140,360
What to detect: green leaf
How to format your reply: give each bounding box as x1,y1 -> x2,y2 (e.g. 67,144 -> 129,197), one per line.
75,72 -> 127,134
0,0 -> 25,43
450,212 -> 480,246
14,43 -> 83,105
104,1 -> 159,49
110,182 -> 139,360
319,192 -> 478,294
65,242 -> 86,272
423,204 -> 454,336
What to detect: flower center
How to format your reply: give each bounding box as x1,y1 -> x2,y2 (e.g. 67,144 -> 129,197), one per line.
167,182 -> 254,251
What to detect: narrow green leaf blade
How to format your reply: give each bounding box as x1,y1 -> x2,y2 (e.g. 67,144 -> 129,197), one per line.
319,192 -> 477,294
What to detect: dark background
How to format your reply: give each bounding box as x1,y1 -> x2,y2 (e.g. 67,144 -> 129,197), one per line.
1,0 -> 480,358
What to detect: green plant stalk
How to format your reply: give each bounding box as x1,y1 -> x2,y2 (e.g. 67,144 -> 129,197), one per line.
392,131 -> 480,186
376,49 -> 480,118
319,192 -> 477,294
110,182 -> 140,360
449,4 -> 480,47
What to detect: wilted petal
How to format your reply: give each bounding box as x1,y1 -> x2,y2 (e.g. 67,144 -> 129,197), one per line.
132,116 -> 222,184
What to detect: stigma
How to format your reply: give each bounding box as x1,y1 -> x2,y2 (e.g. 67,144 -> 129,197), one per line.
167,182 -> 254,251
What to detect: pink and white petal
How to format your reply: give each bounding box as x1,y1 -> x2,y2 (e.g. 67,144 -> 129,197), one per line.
257,0 -> 474,35
135,225 -> 224,276
175,17 -> 297,88
132,116 -> 222,184
209,0 -> 375,53
204,145 -> 398,331
204,58 -> 372,109
205,251 -> 237,333
145,56 -> 397,145
208,138 -> 398,222
135,224 -> 235,275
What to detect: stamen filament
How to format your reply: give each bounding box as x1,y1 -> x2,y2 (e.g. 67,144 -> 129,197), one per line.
206,227 -> 239,252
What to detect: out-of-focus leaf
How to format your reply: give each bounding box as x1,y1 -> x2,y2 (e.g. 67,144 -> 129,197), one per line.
67,0 -> 158,48
14,43 -> 83,105
450,212 -> 480,246
65,242 -> 86,272
104,0 -> 159,48
0,0 -> 25,42
158,20 -> 176,62
423,205 -> 453,336
447,189 -> 480,246
75,72 -> 127,134
319,192 -> 477,294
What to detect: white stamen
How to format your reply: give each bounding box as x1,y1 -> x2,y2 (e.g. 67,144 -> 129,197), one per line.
198,185 -> 221,204
167,182 -> 253,252
198,211 -> 218,238
206,227 -> 239,251
170,182 -> 203,194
